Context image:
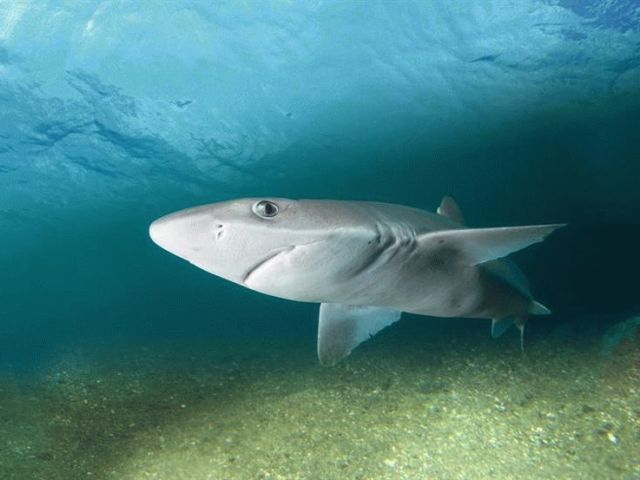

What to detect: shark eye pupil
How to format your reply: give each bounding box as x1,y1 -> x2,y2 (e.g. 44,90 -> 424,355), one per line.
253,200 -> 279,218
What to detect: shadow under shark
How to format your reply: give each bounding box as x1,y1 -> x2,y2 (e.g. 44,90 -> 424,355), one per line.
150,196 -> 564,364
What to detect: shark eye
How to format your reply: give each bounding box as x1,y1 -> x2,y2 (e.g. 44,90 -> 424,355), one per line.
252,200 -> 279,218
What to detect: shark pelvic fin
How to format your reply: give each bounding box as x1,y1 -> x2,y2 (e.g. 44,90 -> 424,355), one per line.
317,303 -> 401,365
529,300 -> 551,315
491,316 -> 528,352
515,317 -> 527,353
491,317 -> 516,338
420,224 -> 565,265
437,195 -> 465,225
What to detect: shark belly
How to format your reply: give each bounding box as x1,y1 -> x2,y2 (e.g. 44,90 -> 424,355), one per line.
341,260 -> 485,318
331,238 -> 531,320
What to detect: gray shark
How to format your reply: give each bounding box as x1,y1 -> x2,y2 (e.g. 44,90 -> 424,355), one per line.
149,196 -> 564,364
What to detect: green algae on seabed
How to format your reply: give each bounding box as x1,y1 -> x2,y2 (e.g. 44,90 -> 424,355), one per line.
1,330 -> 638,480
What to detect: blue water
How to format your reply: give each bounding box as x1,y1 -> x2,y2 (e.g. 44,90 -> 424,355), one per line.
0,3 -> 639,477
1,1 -> 639,355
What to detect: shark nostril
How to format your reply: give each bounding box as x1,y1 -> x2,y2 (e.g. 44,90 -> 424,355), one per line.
213,224 -> 225,240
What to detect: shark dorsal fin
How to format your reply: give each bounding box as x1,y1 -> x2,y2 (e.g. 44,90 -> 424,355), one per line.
437,195 -> 465,225
317,303 -> 401,365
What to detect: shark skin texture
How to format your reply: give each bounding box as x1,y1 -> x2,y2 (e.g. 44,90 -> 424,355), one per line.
150,197 -> 564,364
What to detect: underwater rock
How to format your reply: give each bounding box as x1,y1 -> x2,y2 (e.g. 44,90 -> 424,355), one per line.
601,316 -> 640,356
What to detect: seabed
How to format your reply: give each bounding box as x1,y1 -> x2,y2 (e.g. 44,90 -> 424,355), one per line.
1,323 -> 638,480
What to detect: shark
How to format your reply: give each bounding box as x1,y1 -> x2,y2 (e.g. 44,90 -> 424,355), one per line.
149,196 -> 564,364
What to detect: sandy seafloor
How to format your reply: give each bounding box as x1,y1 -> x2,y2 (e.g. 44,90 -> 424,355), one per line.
2,322 -> 638,480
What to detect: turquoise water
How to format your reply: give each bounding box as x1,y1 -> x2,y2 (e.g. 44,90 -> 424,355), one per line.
1,2 -> 639,478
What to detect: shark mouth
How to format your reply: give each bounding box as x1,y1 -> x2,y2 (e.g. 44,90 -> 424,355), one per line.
242,245 -> 295,285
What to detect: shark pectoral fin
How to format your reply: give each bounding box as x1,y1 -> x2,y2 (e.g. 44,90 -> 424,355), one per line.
420,224 -> 566,265
317,303 -> 401,365
437,195 -> 465,225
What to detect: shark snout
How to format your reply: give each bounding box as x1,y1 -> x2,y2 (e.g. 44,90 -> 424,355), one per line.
149,207 -> 218,259
149,217 -> 168,248
149,215 -> 183,254
149,205 -> 266,285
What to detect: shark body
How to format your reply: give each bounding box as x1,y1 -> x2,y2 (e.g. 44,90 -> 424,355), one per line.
149,197 -> 563,364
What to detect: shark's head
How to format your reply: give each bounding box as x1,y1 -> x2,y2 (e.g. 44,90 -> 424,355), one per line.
149,198 -> 376,301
